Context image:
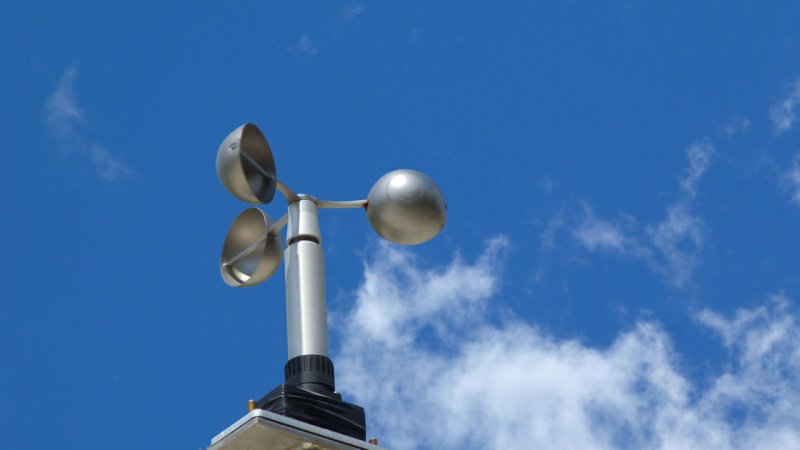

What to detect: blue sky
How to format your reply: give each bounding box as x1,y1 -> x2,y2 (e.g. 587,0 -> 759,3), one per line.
3,2 -> 800,449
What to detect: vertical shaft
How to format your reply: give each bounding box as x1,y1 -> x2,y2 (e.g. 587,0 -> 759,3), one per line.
284,198 -> 328,359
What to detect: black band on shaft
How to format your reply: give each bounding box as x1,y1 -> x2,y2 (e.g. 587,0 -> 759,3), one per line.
284,354 -> 335,390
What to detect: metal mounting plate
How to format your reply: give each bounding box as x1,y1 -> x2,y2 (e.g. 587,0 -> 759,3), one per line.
210,409 -> 384,450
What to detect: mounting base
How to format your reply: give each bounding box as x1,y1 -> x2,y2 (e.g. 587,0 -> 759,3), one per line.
209,409 -> 383,450
257,383 -> 366,441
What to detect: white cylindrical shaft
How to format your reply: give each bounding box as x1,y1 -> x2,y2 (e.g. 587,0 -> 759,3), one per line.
287,198 -> 322,243
284,199 -> 328,358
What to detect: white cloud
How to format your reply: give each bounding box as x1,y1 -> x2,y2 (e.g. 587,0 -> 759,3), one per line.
770,79 -> 800,133
90,144 -> 131,182
646,203 -> 704,288
679,139 -> 714,198
783,154 -> 800,204
337,237 -> 508,349
298,35 -> 317,57
540,174 -> 554,193
573,206 -> 641,254
44,66 -> 132,181
572,140 -> 713,288
44,66 -> 82,135
720,115 -> 750,137
534,209 -> 564,282
343,5 -> 364,20
646,140 -> 713,287
334,242 -> 800,450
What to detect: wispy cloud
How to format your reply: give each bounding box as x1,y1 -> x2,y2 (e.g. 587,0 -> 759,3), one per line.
44,66 -> 132,181
342,5 -> 364,20
298,34 -> 317,57
679,139 -> 714,198
645,202 -> 705,287
540,174 -> 554,193
534,209 -> 565,282
783,153 -> 800,205
44,66 -> 82,136
770,79 -> 800,133
720,115 -> 750,137
573,206 -> 642,254
335,243 -> 800,450
647,140 -> 713,286
572,140 -> 713,288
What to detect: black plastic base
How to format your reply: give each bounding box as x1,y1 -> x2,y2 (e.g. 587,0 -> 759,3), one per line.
257,383 -> 366,441
256,354 -> 366,441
